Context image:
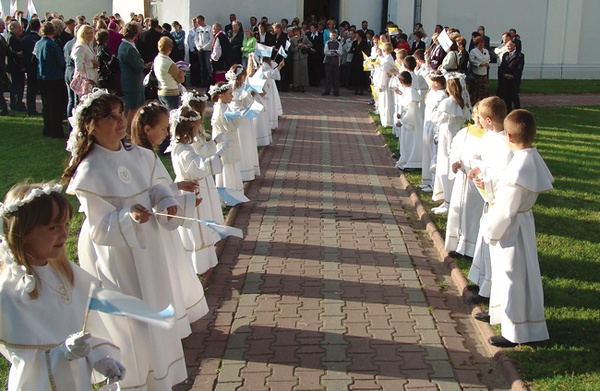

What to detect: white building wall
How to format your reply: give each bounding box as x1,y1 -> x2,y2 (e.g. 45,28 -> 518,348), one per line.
112,0 -> 145,21
1,0 -> 112,20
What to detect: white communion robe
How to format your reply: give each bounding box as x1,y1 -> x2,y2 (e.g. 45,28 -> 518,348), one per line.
0,263 -> 122,391
230,85 -> 261,181
171,140 -> 224,275
396,85 -> 424,169
253,91 -> 272,146
153,157 -> 210,320
421,89 -> 448,187
212,102 -> 244,192
481,147 -> 553,344
444,124 -> 485,257
375,54 -> 395,128
467,130 -> 513,297
262,61 -> 283,129
67,144 -> 188,390
431,97 -> 471,203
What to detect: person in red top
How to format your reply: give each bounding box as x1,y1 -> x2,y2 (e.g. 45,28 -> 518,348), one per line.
396,33 -> 411,52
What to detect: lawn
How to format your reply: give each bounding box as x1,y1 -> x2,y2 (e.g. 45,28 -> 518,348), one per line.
376,102 -> 600,390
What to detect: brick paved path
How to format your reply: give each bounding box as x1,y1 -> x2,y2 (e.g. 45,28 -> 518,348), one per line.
177,89 -> 511,390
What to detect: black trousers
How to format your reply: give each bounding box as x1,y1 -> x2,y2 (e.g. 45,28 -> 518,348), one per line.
39,78 -> 67,138
26,72 -> 39,114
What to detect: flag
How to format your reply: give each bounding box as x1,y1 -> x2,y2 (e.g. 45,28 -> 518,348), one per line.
223,110 -> 242,122
217,187 -> 250,206
9,0 -> 17,17
285,40 -> 291,51
26,0 -> 37,21
437,29 -> 453,52
277,46 -> 288,59
245,72 -> 266,94
387,27 -> 399,36
241,100 -> 264,120
89,287 -> 175,329
198,220 -> 243,239
255,43 -> 273,58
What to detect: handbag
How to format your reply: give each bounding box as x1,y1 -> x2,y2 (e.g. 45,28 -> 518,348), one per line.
143,67 -> 159,89
70,71 -> 96,97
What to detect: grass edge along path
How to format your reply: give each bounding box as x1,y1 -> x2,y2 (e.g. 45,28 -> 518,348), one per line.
373,104 -> 600,391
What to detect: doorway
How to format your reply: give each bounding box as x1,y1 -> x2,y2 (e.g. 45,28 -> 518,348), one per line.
303,0 -> 340,23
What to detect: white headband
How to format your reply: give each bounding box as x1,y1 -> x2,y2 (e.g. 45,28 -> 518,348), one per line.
225,67 -> 244,81
0,183 -> 63,219
208,82 -> 233,97
66,88 -> 111,157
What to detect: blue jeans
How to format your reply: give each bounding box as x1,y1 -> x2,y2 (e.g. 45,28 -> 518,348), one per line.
159,95 -> 180,110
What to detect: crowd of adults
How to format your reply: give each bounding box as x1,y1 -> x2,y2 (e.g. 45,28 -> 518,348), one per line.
0,9 -> 525,139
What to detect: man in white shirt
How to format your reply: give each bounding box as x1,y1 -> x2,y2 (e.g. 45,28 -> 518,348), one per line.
194,15 -> 212,87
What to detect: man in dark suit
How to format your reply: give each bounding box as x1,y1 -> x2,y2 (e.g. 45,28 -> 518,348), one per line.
509,28 -> 522,53
497,41 -> 524,111
224,14 -> 236,39
7,21 -> 27,112
136,18 -> 163,64
410,31 -> 425,54
22,18 -> 42,115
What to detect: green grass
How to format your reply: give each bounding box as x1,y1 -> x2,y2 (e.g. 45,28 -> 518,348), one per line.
488,79 -> 600,95
375,104 -> 600,390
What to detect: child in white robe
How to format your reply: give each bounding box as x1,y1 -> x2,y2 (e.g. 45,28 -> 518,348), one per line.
227,64 -> 261,181
431,74 -> 471,215
466,97 -> 512,306
130,101 -> 213,314
480,109 -> 552,347
62,91 -> 188,390
375,43 -> 395,127
445,103 -> 485,257
169,105 -> 227,275
182,92 -> 227,228
246,54 -> 272,147
210,81 -> 244,192
420,73 -> 447,192
394,71 -> 424,170
262,57 -> 284,130
0,183 -> 125,390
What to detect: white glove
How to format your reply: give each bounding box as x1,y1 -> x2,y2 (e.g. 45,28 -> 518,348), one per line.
216,139 -> 230,156
59,332 -> 91,361
94,357 -> 126,383
213,133 -> 225,144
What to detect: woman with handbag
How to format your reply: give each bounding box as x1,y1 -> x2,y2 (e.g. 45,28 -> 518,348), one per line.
289,27 -> 311,92
70,25 -> 98,96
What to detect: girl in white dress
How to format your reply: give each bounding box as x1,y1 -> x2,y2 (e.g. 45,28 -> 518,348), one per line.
431,74 -> 471,214
246,54 -> 272,147
181,91 -> 226,227
168,105 -> 227,275
130,100 -> 210,314
209,82 -> 244,192
62,90 -> 189,390
420,73 -> 447,192
0,183 -> 125,390
227,64 -> 261,181
261,57 -> 284,130
375,43 -> 395,127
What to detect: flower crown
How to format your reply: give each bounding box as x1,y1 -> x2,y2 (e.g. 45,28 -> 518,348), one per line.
225,67 -> 244,81
139,101 -> 161,115
66,88 -> 111,157
0,183 -> 63,219
181,90 -> 209,107
208,82 -> 233,98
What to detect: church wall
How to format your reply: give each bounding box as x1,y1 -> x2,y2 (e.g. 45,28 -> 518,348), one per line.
2,0 -> 112,20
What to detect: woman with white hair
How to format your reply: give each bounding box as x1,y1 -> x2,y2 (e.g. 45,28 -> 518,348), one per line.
70,24 -> 99,87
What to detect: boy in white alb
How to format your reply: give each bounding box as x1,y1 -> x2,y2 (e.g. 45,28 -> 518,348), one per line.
466,97 -> 512,310
394,71 -> 423,170
479,109 -> 553,347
